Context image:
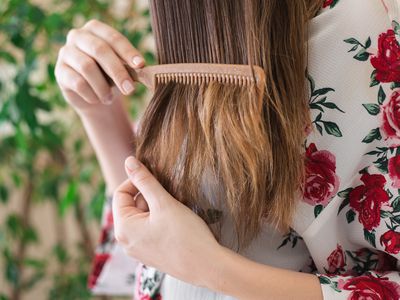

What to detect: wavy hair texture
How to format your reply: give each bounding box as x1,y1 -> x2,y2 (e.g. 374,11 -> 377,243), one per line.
135,0 -> 324,251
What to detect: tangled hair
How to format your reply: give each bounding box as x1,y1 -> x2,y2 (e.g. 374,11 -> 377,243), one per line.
136,0 -> 324,251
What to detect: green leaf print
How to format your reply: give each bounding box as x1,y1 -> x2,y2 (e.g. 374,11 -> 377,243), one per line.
363,229 -> 376,248
393,20 -> 400,36
344,36 -> 372,61
393,214 -> 400,225
312,87 -> 335,97
362,128 -> 382,143
318,275 -> 342,293
378,86 -> 386,105
373,156 -> 388,173
319,276 -> 331,285
337,188 -> 353,216
362,103 -> 380,115
392,196 -> 400,213
277,228 -> 303,250
353,49 -> 370,61
314,205 -> 324,218
343,37 -> 359,45
321,101 -> 345,112
346,249 -> 379,275
393,20 -> 400,48
364,147 -> 391,173
337,187 -> 352,199
370,70 -> 379,87
307,72 -> 344,137
322,121 -> 343,137
391,82 -> 400,90
365,37 -> 371,48
337,197 -> 350,215
329,0 -> 341,9
346,210 -> 356,223
380,210 -> 394,219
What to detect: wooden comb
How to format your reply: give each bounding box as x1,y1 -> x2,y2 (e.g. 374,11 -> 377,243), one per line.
124,63 -> 266,91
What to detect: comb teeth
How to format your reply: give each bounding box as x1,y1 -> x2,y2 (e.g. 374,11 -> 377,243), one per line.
127,63 -> 266,91
155,72 -> 256,87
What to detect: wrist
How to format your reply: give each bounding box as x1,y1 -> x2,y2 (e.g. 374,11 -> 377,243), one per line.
77,95 -> 129,122
202,245 -> 247,297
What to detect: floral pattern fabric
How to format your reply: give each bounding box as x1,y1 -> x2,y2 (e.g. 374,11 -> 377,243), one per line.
88,1 -> 400,299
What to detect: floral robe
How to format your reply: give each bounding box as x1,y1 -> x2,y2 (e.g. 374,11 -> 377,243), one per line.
88,0 -> 400,299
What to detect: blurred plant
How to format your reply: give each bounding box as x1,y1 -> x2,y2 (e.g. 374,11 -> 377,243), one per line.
0,0 -> 154,299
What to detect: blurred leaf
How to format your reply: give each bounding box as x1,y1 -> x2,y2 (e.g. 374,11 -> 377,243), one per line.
23,226 -> 38,244
0,294 -> 8,300
79,166 -> 93,183
21,270 -> 45,290
59,181 -> 78,216
27,5 -> 45,24
0,184 -> 9,203
0,50 -> 16,64
49,269 -> 91,300
144,51 -> 156,65
6,214 -> 24,238
88,183 -> 106,222
4,248 -> 19,286
53,244 -> 69,264
23,258 -> 46,269
11,172 -> 22,187
74,139 -> 83,153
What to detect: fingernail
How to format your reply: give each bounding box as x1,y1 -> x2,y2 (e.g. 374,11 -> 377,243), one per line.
122,80 -> 134,94
125,156 -> 140,173
132,56 -> 144,67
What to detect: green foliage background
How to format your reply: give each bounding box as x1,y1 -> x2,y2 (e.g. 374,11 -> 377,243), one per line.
0,0 -> 154,299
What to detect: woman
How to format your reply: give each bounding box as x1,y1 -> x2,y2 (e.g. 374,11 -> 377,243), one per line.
55,0 -> 400,299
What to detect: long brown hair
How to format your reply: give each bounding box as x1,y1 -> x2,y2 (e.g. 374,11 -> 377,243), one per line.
136,0 -> 324,251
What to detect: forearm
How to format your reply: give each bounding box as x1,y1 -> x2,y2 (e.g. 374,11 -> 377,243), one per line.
78,96 -> 135,193
207,246 -> 323,300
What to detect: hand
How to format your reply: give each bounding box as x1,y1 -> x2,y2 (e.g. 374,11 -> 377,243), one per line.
112,156 -> 222,288
54,19 -> 145,113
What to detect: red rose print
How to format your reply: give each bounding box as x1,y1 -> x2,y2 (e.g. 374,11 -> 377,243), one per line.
343,274 -> 400,300
380,230 -> 400,254
322,0 -> 334,8
88,253 -> 110,289
388,154 -> 400,188
370,29 -> 400,83
379,91 -> 400,147
327,244 -> 346,273
302,143 -> 340,206
349,173 -> 389,231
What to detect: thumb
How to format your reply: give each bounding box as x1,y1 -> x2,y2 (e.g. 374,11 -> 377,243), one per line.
124,156 -> 166,212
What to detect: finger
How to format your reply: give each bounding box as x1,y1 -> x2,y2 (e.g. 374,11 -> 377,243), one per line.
124,156 -> 166,212
135,193 -> 150,212
113,178 -> 145,219
55,63 -> 100,104
83,19 -> 145,69
61,45 -> 114,104
112,179 -> 149,245
67,29 -> 135,95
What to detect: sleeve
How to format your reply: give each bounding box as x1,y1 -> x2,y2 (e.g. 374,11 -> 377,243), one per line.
310,165 -> 400,300
308,165 -> 400,300
317,271 -> 400,299
312,1 -> 400,298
